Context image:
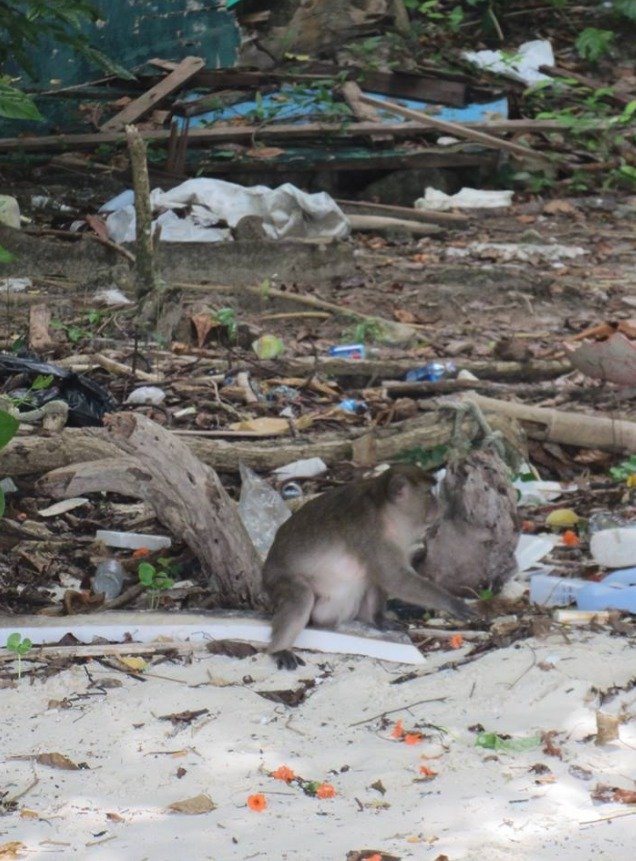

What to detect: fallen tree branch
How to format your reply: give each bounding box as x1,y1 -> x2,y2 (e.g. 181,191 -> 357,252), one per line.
37,413 -> 263,607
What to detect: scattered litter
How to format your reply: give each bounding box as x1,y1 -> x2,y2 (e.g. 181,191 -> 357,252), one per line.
280,482 -> 303,500
0,194 -> 20,228
125,386 -> 167,405
38,497 -> 89,517
273,457 -> 327,481
463,39 -> 555,86
238,463 -> 290,559
446,242 -> 588,262
328,343 -> 366,359
338,399 -> 367,413
415,187 -> 514,211
590,526 -> 636,568
0,354 -> 116,427
530,573 -> 587,607
514,477 -> 577,505
515,533 -> 557,571
95,530 -> 172,551
405,361 -> 456,382
92,287 -> 133,307
0,277 -> 31,292
577,567 -> 636,613
0,477 -> 17,493
101,178 -> 350,244
252,334 -> 285,359
93,559 -> 126,600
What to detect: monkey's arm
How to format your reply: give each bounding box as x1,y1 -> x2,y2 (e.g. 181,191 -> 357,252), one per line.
375,562 -> 478,622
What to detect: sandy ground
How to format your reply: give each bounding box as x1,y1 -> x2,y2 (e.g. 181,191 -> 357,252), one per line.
1,625 -> 635,861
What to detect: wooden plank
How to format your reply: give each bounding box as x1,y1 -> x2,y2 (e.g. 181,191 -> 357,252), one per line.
336,199 -> 468,226
101,56 -> 205,132
360,93 -> 554,165
0,119 -> 583,153
340,81 -> 393,146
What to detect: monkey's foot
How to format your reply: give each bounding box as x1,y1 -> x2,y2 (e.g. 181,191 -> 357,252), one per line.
450,597 -> 481,623
272,649 -> 306,670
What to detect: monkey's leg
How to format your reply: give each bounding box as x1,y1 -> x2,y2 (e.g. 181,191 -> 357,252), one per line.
268,580 -> 314,670
356,585 -> 403,631
377,563 -> 478,622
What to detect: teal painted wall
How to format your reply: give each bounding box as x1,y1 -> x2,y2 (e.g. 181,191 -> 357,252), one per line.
24,0 -> 240,88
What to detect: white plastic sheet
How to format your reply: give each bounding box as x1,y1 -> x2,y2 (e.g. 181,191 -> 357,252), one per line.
463,40 -> 555,86
101,178 -> 350,244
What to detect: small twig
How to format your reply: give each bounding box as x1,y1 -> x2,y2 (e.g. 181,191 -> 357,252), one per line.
348,696 -> 447,727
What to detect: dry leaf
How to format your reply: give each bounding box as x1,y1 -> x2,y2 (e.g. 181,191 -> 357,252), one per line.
570,333 -> 636,385
543,199 -> 578,216
19,809 -> 39,819
190,312 -> 220,348
167,793 -> 216,815
36,752 -> 80,770
393,308 -> 418,324
245,146 -> 285,159
596,711 -> 620,745
106,811 -> 125,822
0,842 -> 26,859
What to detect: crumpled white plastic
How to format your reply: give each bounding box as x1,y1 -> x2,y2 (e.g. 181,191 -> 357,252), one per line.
415,187 -> 514,211
100,178 -> 350,244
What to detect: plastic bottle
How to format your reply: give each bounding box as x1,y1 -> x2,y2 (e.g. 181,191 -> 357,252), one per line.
405,361 -> 456,382
590,527 -> 636,568
576,567 -> 636,613
93,559 -> 125,600
529,573 -> 588,607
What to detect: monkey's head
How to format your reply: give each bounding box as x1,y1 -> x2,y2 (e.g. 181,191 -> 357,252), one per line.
380,465 -> 437,529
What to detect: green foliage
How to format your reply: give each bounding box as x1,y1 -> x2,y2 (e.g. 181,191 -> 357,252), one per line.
0,0 -> 134,80
138,560 -> 175,610
215,307 -> 238,342
0,245 -> 14,263
475,732 -> 541,752
396,443 -> 448,471
613,0 -> 636,21
0,79 -> 42,120
0,409 -> 19,517
609,455 -> 636,482
575,28 -> 614,63
6,632 -> 33,679
349,319 -> 383,344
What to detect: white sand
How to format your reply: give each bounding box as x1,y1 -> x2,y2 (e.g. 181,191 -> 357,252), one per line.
1,628 -> 635,860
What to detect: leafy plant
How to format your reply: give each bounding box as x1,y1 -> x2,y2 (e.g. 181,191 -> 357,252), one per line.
575,28 -> 614,63
6,632 -> 33,679
138,560 -> 174,610
349,319 -> 383,344
215,307 -> 238,342
8,373 -> 54,410
0,79 -> 42,120
609,455 -> 636,482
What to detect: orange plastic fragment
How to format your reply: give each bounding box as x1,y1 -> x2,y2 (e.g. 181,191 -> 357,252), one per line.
391,720 -> 405,739
449,634 -> 464,650
247,793 -> 267,812
562,530 -> 579,546
315,783 -> 336,799
271,765 -> 296,783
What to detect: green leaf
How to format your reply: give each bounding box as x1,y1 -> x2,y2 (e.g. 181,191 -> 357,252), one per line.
0,83 -> 43,121
31,374 -> 54,391
0,244 -> 14,263
0,410 -> 19,450
138,561 -> 156,586
6,632 -> 22,651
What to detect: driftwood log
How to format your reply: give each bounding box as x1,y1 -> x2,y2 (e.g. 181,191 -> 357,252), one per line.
37,413 -> 262,608
3,411 -> 487,477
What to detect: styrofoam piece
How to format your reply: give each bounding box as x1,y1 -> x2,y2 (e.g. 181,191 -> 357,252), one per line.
514,478 -> 577,505
515,533 -> 556,571
95,530 -> 172,551
273,457 -> 328,481
125,386 -> 166,405
0,612 -> 426,665
38,497 -> 89,517
590,527 -> 636,568
529,573 -> 587,607
463,39 -> 555,86
416,187 -> 513,211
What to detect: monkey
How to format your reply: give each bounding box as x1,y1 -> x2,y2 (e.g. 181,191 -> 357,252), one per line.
262,464 -> 477,670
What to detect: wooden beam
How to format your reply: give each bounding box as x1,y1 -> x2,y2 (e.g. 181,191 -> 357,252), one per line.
101,56 -> 205,132
360,93 -> 554,164
0,119 -> 582,154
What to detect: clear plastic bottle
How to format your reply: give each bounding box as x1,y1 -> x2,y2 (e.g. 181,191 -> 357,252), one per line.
93,559 -> 125,600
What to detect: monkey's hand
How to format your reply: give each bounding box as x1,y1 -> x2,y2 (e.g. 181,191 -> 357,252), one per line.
272,649 -> 306,671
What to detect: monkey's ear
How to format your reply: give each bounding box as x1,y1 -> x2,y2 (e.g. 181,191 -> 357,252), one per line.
387,472 -> 410,502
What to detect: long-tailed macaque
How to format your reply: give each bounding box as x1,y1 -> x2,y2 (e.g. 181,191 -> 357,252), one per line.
262,465 -> 476,669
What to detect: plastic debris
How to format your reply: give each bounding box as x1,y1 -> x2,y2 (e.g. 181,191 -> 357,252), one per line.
416,187 -> 514,211
93,559 -> 126,600
0,354 -> 116,427
0,477 -> 17,494
463,39 -> 555,86
101,178 -> 350,244
0,277 -> 31,293
446,242 -> 587,263
529,573 -> 587,607
577,567 -> 636,613
92,287 -> 133,307
125,386 -> 167,406
0,195 -> 20,228
405,361 -> 456,382
514,476 -> 576,505
38,498 -> 89,517
590,526 -> 636,568
328,344 -> 366,359
273,457 -> 327,481
281,482 -> 303,500
95,530 -> 172,551
238,463 -> 291,559
515,533 -> 557,571
545,508 -> 580,529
